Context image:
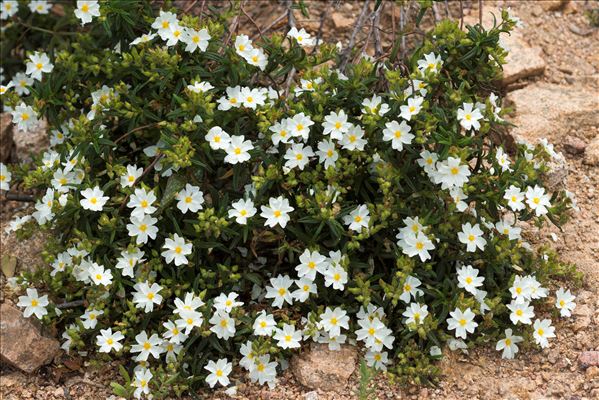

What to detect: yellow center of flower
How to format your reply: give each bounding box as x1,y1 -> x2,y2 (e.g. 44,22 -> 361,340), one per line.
306,82 -> 313,89
284,335 -> 291,342
505,338 -> 511,346
216,369 -> 223,377
95,274 -> 102,280
354,216 -> 362,223
368,328 -> 375,336
533,197 -> 540,205
297,36 -> 303,42
327,150 -> 334,157
257,363 -> 265,372
335,122 -> 342,129
174,30 -> 181,38
468,234 -> 475,242
36,63 -> 43,70
409,106 -> 416,113
330,317 -> 337,325
394,130 -> 402,138
185,196 -> 192,204
238,44 -> 245,51
349,135 -> 356,143
246,96 -> 253,103
308,261 -> 316,270
296,124 -> 304,131
173,327 -> 179,334
143,342 -> 151,350
374,354 -> 382,361
213,136 -> 221,143
140,379 -> 147,387
333,273 -> 341,281
516,287 -> 522,294
465,114 -> 472,121
234,147 -> 241,155
252,56 -> 258,62
503,228 -> 509,234
175,246 -> 182,254
186,318 -> 193,325
296,154 -> 303,160
139,224 -> 147,232
459,318 -> 467,326
404,284 -> 411,292
416,242 -> 424,250
90,313 -> 96,320
192,36 -> 200,43
107,338 -> 114,345
140,200 -> 148,208
6,4 -> 12,10
414,313 -> 421,321
280,130 -> 287,137
220,319 -> 228,327
90,197 -> 97,204
303,285 -> 309,291
273,210 -> 281,218
465,277 -> 473,284
162,21 -> 169,29
516,309 -> 523,316
59,178 -> 67,185
559,300 -> 565,307
230,98 -> 237,104
426,158 -> 433,165
260,321 -> 267,328
537,328 -> 544,336
31,299 -> 39,307
278,287 -> 286,296
450,167 -> 459,175
147,292 -> 154,300
21,113 -> 30,121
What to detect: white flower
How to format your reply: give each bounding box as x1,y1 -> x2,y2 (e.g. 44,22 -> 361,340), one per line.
239,87 -> 266,109
402,303 -> 429,326
162,233 -> 193,266
89,263 -> 113,286
176,184 -> 204,214
316,139 -> 338,169
164,23 -> 185,46
209,311 -> 236,339
1,1 -> 18,19
74,1 -> 101,24
133,281 -> 163,313
456,265 -> 484,295
365,350 -> 389,371
458,222 -> 487,252
404,79 -> 428,97
30,2 -> 52,15
32,188 -> 55,224
507,300 -> 534,325
533,319 -> 555,348
131,331 -> 164,362
81,308 -> 104,329
25,52 -> 53,81
228,198 -> 257,225
355,318 -> 387,350
433,157 -> 471,189
127,188 -> 157,219
0,163 -> 11,191
323,264 -> 348,291
182,27 -> 211,53
292,278 -> 317,302
162,320 -> 188,344
343,204 -> 370,231
253,311 -> 276,336
175,311 -> 203,335
449,186 -> 469,212
0,82 -> 13,96
205,358 -> 232,388
205,126 -> 231,150
80,186 -> 109,211
174,292 -> 204,315
249,355 -> 278,387
525,275 -> 548,300
261,196 -> 294,228
400,232 -> 435,262
319,307 -> 349,338
322,110 -> 350,140
217,86 -> 242,111
295,249 -> 327,281
127,215 -> 158,245
5,215 -> 32,234
187,80 -> 214,94
11,102 -> 39,131
132,368 -> 153,399
400,275 -> 423,303
243,48 -> 268,70
382,120 -> 414,151
269,119 -> 292,145
495,148 -> 512,172
284,143 -> 314,171
447,307 -> 477,339
265,274 -> 294,308
318,332 -> 347,351
224,135 -> 253,164
417,52 -> 443,74
289,112 -> 314,141
274,323 -> 302,349
555,287 -> 576,317
525,185 -> 551,216
152,10 -> 179,39
96,328 -> 124,353
234,34 -> 253,55
121,164 -> 143,187
495,220 -> 521,240
213,292 -> 243,313
11,72 -> 34,96
17,288 -> 48,319
130,32 -> 157,46
115,248 -> 145,278
400,96 -> 424,121
496,328 -> 523,359
510,275 -> 532,302
417,149 -> 438,175
504,185 -> 525,211
361,95 -> 389,116
287,27 -> 314,47
457,102 -> 483,131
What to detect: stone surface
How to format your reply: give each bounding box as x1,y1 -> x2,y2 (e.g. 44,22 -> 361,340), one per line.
13,119 -> 49,162
578,351 -> 599,368
564,136 -> 587,155
332,12 -> 353,30
291,343 -> 357,392
506,83 -> 599,144
541,0 -> 570,12
542,154 -> 569,191
0,113 -> 15,163
0,303 -> 60,374
584,137 -> 599,166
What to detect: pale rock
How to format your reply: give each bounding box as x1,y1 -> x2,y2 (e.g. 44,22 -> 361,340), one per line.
13,118 -> 49,162
583,137 -> 599,166
0,113 -> 16,163
291,343 -> 357,392
579,351 -> 599,368
0,303 -> 60,373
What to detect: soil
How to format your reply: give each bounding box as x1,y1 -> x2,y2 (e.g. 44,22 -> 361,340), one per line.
1,1 -> 598,399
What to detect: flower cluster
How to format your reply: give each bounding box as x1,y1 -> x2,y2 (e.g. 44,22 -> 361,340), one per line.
1,3 -> 580,398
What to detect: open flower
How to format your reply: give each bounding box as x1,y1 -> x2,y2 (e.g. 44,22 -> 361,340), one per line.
80,186 -> 109,211
383,120 -> 414,151
261,196 -> 294,228
343,204 -> 370,231
458,222 -> 487,252
228,198 -> 257,225
224,135 -> 253,164
17,288 -> 48,319
507,300 -> 534,325
555,287 -> 576,317
96,328 -> 124,353
265,274 -> 294,308
25,52 -> 53,81
525,185 -> 551,216
75,1 -> 101,25
253,311 -> 276,336
131,331 -> 164,361
456,265 -> 484,295
295,249 -> 327,281
273,323 -> 302,349
287,27 -> 314,47
400,96 -> 424,121
175,184 -> 204,214
162,234 -> 193,266
319,307 -> 349,338
127,215 -> 158,245
322,110 -> 350,140
496,328 -> 523,359
205,358 -> 232,388
533,319 -> 555,348
402,303 -> 429,326
133,281 -> 163,313
284,143 -> 314,171
447,307 -> 477,339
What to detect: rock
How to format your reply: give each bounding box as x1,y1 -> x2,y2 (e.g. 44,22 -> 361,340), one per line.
541,0 -> 569,11
564,136 -> 586,155
586,366 -> 599,380
13,118 -> 49,162
304,391 -> 319,400
579,351 -> 599,368
0,303 -> 60,373
332,12 -> 353,30
584,137 -> 599,166
542,154 -> 569,191
0,113 -> 16,163
291,343 -> 357,392
506,83 -> 599,144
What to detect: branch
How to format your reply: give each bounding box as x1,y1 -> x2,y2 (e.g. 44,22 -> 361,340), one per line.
340,0 -> 370,71
241,6 -> 264,41
3,192 -> 35,202
283,0 -> 297,97
311,1 -> 330,55
56,300 -> 85,309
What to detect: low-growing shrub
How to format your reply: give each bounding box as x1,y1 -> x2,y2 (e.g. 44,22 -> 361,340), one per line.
1,1 -> 580,398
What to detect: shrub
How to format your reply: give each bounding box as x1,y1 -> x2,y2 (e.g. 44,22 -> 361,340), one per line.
1,1 -> 580,398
